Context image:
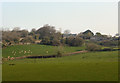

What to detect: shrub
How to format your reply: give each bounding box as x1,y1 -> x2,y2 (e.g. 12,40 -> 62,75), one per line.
86,43 -> 101,51
101,47 -> 118,51
56,51 -> 62,57
55,46 -> 64,57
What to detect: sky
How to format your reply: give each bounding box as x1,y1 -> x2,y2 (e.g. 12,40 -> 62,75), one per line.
1,1 -> 118,36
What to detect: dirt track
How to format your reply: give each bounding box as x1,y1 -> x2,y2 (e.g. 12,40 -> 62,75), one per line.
66,50 -> 88,55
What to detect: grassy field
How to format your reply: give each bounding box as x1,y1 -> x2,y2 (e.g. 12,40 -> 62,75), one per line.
2,51 -> 118,81
2,44 -> 85,58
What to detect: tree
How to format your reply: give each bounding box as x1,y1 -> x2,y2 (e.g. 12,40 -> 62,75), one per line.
64,29 -> 71,35
40,36 -> 51,45
36,24 -> 62,46
66,36 -> 84,46
51,38 -> 61,46
29,28 -> 36,36
61,38 -> 66,45
95,32 -> 102,37
12,27 -> 20,31
2,31 -> 20,44
65,36 -> 74,45
31,28 -> 36,33
63,29 -> 71,38
36,24 -> 56,39
54,31 -> 62,40
20,30 -> 28,37
34,34 -> 40,40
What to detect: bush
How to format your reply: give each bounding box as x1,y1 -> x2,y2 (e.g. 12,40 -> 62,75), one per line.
56,51 -> 62,57
102,48 -> 113,51
101,47 -> 119,51
55,46 -> 64,57
86,43 -> 101,51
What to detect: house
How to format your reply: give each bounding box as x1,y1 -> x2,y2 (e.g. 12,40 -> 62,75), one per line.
115,33 -> 120,38
62,34 -> 77,38
19,38 -> 24,41
90,36 -> 108,41
35,40 -> 42,44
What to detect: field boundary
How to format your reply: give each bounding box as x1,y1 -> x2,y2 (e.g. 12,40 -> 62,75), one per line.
2,50 -> 88,61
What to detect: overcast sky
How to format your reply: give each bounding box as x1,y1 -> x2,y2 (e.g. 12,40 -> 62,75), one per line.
1,1 -> 118,36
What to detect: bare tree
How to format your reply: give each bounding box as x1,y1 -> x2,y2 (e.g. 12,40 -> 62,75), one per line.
13,27 -> 20,31
64,29 -> 71,35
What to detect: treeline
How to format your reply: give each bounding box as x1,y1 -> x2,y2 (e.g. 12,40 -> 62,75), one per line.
1,24 -> 119,48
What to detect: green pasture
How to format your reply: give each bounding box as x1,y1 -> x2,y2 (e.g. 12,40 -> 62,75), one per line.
2,44 -> 85,58
2,51 -> 118,81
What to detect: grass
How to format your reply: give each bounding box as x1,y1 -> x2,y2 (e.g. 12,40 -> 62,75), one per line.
2,44 -> 86,58
2,51 -> 118,81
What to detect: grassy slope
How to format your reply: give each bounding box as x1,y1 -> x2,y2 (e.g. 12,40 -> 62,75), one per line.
2,51 -> 118,81
2,44 -> 85,58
